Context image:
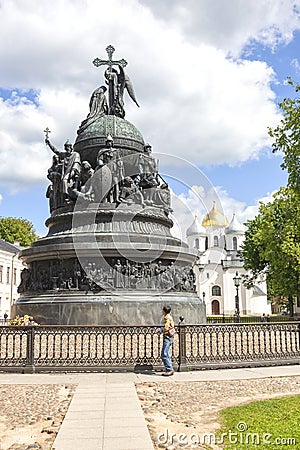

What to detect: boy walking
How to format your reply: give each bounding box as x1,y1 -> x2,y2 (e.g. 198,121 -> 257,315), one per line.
157,305 -> 175,376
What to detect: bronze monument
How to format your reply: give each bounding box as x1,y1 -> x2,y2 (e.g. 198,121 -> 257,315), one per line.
13,45 -> 206,325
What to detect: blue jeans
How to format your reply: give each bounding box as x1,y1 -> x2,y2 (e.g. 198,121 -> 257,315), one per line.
161,336 -> 173,371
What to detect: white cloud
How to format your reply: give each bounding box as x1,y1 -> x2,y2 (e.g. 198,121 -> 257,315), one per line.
0,87 -> 88,189
140,0 -> 300,55
171,183 -> 277,240
0,96 -> 49,188
0,0 -> 291,190
291,58 -> 300,74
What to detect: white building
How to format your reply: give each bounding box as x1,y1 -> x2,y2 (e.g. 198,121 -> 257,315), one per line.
0,240 -> 24,320
186,203 -> 271,316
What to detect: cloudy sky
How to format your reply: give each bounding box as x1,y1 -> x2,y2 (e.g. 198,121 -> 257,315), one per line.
0,0 -> 299,237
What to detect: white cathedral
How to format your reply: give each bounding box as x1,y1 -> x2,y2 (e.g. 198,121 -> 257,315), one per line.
186,202 -> 271,317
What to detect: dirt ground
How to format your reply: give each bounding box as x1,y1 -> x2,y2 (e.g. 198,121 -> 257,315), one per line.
136,376 -> 300,449
0,384 -> 76,450
1,376 -> 300,449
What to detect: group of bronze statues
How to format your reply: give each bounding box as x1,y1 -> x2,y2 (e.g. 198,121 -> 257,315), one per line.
18,258 -> 196,293
31,46 -> 195,300
45,135 -> 171,215
44,46 -> 171,215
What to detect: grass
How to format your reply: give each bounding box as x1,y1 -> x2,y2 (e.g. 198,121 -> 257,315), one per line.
216,395 -> 300,449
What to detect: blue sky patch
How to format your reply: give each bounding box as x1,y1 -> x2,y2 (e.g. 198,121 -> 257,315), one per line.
0,88 -> 39,106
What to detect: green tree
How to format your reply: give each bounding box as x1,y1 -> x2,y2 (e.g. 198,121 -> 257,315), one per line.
241,188 -> 300,304
241,79 -> 300,314
0,217 -> 39,247
269,77 -> 300,191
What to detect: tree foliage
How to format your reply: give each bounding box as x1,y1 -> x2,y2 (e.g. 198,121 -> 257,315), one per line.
241,188 -> 300,299
0,217 -> 38,247
241,78 -> 300,305
268,77 -> 300,191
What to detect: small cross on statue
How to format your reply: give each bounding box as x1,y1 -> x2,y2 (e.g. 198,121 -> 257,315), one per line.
44,127 -> 51,140
92,45 -> 127,72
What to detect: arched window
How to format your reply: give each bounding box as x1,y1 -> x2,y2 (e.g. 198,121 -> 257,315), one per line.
213,236 -> 219,247
195,238 -> 199,249
212,285 -> 221,296
211,300 -> 220,315
233,236 -> 238,251
205,236 -> 208,250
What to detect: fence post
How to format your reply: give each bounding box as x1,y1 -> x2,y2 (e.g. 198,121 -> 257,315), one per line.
23,326 -> 35,374
177,317 -> 188,372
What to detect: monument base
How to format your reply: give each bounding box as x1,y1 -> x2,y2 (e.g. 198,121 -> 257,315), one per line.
12,291 -> 206,325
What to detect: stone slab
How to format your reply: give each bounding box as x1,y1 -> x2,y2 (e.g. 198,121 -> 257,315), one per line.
52,438 -> 103,450
13,292 -> 206,325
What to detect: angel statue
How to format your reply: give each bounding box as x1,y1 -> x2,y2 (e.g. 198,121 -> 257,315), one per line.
77,85 -> 108,135
105,65 -> 139,118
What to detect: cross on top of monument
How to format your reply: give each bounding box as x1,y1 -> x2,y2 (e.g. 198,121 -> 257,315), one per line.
91,45 -> 139,119
92,45 -> 127,72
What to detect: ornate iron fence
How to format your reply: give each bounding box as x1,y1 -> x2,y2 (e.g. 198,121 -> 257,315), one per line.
207,315 -> 299,324
179,322 -> 300,370
0,319 -> 10,326
0,322 -> 299,373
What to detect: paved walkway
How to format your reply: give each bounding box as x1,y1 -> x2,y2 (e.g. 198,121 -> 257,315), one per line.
0,365 -> 299,449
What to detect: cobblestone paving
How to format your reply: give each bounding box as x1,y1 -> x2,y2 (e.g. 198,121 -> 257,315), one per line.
136,376 -> 300,449
0,384 -> 76,450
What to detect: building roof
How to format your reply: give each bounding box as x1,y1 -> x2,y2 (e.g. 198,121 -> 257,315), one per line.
0,239 -> 22,254
252,285 -> 266,297
225,213 -> 245,234
186,215 -> 206,237
202,202 -> 229,227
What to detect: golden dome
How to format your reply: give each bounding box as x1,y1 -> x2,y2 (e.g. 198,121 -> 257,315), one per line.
202,202 -> 229,227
